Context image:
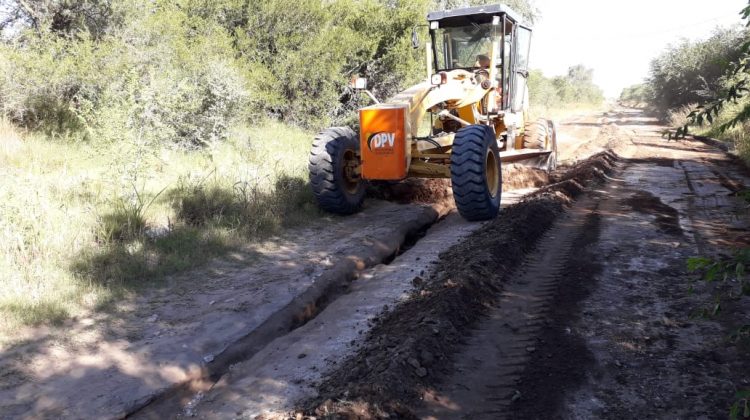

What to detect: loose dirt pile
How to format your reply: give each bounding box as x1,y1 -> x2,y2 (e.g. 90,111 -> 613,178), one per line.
366,165 -> 551,206
558,114 -> 640,164
552,150 -> 618,185
299,152 -> 620,419
501,164 -> 549,191
367,179 -> 453,204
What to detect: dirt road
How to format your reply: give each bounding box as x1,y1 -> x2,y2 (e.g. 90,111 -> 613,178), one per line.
420,120 -> 750,419
2,108 -> 748,419
302,109 -> 750,419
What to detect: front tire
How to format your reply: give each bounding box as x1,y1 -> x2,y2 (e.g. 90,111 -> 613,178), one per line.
309,127 -> 365,215
451,125 -> 502,221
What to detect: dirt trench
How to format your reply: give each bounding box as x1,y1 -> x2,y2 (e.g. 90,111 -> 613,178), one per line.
301,152 -> 618,419
296,108 -> 750,419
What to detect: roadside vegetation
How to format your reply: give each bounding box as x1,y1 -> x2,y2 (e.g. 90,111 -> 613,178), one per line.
0,0 -> 605,338
0,118 -> 315,336
528,64 -> 605,119
619,11 -> 750,161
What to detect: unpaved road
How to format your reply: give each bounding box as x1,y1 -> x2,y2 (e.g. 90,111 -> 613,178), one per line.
302,108 -> 750,419
2,108 -> 749,419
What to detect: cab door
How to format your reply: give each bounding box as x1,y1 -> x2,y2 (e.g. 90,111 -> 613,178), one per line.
512,26 -> 532,112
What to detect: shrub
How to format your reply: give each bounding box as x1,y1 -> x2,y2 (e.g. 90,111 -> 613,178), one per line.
1,2 -> 248,145
528,65 -> 604,112
619,83 -> 653,107
172,173 -> 316,237
648,27 -> 749,115
2,0 -> 540,134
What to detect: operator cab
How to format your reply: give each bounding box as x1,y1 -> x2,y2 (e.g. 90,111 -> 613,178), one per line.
427,4 -> 532,113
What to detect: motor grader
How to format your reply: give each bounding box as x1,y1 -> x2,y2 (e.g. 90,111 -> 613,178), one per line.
309,4 -> 556,221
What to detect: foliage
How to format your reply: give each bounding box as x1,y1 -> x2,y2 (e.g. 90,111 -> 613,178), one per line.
665,2 -> 750,139
0,0 -> 124,39
619,83 -> 652,106
0,119 -> 315,336
648,27 -> 748,114
687,246 -> 750,416
687,249 -> 750,312
0,2 -> 249,145
528,65 -> 605,112
233,0 -> 431,127
730,390 -> 750,420
0,0 -> 539,136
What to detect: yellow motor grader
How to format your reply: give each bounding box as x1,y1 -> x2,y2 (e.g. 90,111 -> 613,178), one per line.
309,4 -> 556,221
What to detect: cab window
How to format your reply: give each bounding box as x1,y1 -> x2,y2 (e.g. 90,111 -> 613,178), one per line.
434,23 -> 497,71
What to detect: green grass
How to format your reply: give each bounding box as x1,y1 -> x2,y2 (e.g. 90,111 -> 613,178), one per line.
0,118 -> 318,341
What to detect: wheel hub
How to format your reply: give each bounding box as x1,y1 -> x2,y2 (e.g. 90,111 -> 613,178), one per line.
342,149 -> 361,194
485,149 -> 499,198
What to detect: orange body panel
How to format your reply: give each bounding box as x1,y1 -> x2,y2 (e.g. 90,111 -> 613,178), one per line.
359,104 -> 409,180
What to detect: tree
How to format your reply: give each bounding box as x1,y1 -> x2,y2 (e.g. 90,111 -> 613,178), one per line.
527,66 -> 604,110
0,0 -> 122,39
675,1 -> 750,138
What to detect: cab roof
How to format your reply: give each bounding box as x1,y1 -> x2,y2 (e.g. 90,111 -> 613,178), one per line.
427,4 -> 522,27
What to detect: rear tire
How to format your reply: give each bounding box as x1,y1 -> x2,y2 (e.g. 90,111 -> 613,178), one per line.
524,118 -> 557,172
309,127 -> 365,215
451,125 -> 502,221
523,118 -> 549,150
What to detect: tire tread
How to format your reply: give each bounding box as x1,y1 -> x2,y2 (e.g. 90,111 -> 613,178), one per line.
450,124 -> 502,221
308,127 -> 365,215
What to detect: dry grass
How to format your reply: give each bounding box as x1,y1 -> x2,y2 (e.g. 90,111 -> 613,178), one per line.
0,118 -> 317,340
666,101 -> 750,161
529,102 -> 608,122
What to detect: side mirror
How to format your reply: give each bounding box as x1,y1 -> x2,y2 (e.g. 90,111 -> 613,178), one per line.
411,27 -> 419,49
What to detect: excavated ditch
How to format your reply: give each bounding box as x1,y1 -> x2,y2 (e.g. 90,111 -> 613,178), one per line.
128,156 -> 610,419
128,212 -> 449,419
300,152 -> 619,418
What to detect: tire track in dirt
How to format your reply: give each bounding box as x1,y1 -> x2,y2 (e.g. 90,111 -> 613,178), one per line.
418,195 -> 601,419
300,152 -> 619,419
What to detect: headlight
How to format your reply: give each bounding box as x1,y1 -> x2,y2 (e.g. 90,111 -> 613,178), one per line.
431,72 -> 447,86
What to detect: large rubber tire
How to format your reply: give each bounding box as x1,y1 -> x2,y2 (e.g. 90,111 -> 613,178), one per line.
309,127 -> 365,215
522,118 -> 549,150
450,125 -> 502,221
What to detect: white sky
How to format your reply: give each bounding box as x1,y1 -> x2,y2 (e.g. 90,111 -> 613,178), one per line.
529,0 -> 747,97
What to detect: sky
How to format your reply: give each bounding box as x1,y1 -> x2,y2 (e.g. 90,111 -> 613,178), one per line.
529,0 -> 747,97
